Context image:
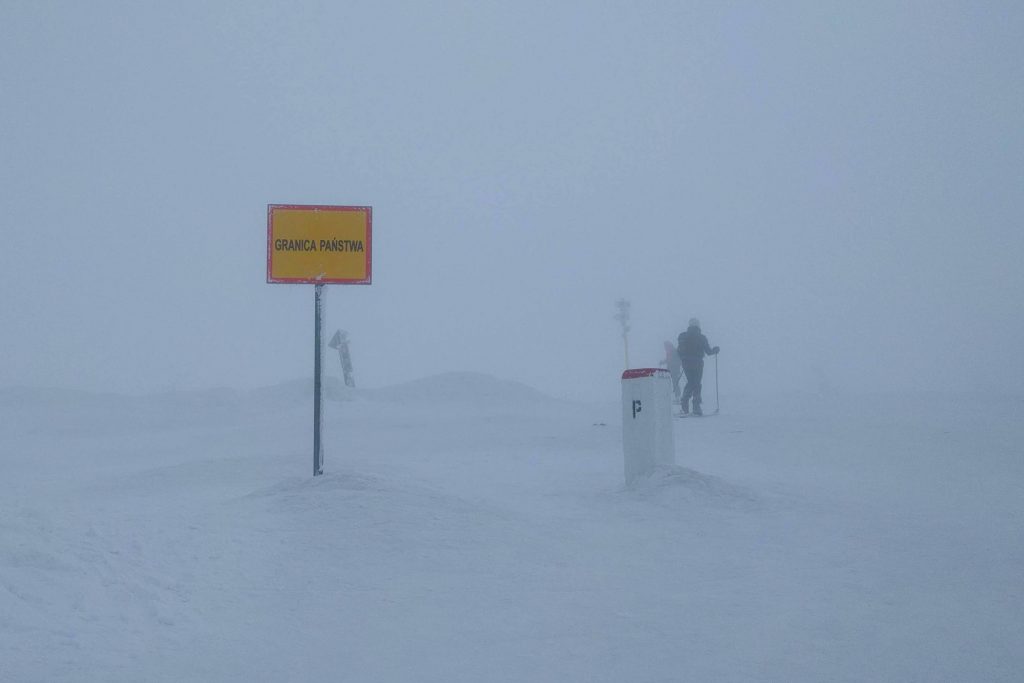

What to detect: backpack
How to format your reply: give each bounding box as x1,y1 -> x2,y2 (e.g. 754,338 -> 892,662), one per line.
677,330 -> 705,360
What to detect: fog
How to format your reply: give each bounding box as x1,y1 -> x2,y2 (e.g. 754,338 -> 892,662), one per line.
2,1 -> 1021,401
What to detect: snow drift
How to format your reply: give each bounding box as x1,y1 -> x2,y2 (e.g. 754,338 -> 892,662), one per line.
2,376 -> 1022,682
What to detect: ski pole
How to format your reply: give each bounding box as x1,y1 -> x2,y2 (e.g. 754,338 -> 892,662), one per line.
714,352 -> 720,415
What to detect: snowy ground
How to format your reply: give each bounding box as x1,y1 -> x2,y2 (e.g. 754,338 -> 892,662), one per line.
2,373 -> 1022,682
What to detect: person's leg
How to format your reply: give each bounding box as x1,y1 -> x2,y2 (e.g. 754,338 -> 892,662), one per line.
681,365 -> 697,413
692,361 -> 705,415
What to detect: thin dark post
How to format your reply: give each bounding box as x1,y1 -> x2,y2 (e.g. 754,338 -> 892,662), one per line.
714,353 -> 720,415
313,284 -> 324,475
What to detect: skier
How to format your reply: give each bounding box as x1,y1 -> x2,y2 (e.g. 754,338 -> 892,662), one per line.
659,341 -> 683,403
677,318 -> 720,416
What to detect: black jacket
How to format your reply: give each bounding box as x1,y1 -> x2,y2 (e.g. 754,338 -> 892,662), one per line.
677,326 -> 713,364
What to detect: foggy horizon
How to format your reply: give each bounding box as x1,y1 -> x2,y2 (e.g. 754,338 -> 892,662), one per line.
2,2 -> 1022,402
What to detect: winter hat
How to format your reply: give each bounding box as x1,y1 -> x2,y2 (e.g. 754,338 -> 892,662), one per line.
688,317 -> 700,329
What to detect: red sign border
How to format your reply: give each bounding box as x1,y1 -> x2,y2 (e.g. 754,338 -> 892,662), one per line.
621,368 -> 669,380
266,204 -> 373,285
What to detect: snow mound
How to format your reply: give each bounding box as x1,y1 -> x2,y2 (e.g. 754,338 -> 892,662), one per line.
242,471 -> 386,500
246,372 -> 557,408
362,371 -> 559,406
248,377 -> 349,404
623,465 -> 761,510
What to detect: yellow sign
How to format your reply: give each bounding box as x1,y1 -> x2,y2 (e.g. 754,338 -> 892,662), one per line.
266,205 -> 372,284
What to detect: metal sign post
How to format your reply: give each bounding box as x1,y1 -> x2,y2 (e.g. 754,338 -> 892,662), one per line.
313,284 -> 324,476
266,204 -> 372,477
614,299 -> 631,370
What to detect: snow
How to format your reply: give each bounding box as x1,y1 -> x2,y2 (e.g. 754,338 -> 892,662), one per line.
2,376 -> 1022,682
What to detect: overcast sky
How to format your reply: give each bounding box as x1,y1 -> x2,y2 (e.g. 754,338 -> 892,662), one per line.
1,1 -> 1021,400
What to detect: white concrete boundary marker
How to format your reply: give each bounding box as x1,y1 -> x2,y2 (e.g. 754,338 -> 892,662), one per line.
621,368 -> 676,485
